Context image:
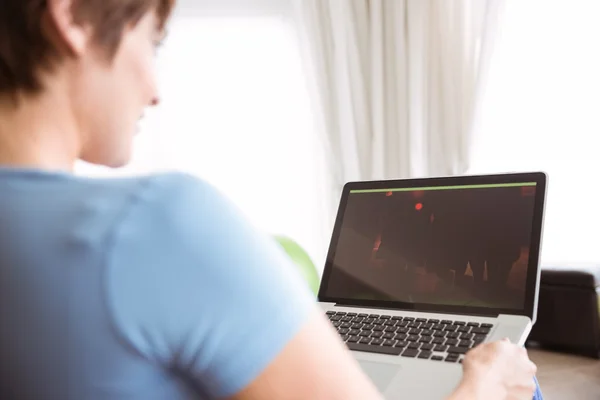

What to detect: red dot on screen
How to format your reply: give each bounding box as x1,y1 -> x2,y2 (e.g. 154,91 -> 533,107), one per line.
386,191 -> 393,197
415,203 -> 423,211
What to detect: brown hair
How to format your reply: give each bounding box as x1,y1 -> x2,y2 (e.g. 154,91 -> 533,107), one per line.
0,0 -> 175,95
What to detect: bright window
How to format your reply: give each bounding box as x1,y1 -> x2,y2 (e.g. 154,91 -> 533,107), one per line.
78,12 -> 329,268
469,0 -> 600,265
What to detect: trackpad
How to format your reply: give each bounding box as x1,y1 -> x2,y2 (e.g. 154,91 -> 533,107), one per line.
358,360 -> 402,391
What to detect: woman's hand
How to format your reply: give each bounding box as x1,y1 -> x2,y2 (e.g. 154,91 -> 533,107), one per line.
450,339 -> 537,400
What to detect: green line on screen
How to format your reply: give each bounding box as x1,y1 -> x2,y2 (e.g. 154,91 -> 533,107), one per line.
350,182 -> 536,194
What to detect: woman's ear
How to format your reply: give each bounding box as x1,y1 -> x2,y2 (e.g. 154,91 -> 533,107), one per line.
44,0 -> 92,57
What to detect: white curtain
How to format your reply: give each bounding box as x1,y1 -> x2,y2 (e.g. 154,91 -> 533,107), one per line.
292,0 -> 504,223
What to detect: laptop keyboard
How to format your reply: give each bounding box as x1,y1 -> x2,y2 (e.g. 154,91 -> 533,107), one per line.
326,311 -> 493,363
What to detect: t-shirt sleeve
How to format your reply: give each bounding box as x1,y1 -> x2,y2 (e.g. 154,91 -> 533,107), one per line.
105,173 -> 318,398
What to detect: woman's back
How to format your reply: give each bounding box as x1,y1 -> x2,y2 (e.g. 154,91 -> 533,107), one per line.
0,169 -> 315,399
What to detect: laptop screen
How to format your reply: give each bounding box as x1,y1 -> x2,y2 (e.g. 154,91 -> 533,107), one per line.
322,182 -> 539,312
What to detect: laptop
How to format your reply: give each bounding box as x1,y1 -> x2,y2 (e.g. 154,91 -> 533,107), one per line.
319,172 -> 547,399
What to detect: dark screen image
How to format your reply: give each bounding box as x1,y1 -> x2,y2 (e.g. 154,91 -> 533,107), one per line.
325,184 -> 537,310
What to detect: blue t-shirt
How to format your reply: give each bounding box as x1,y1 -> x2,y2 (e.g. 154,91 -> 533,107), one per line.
0,168 -> 316,399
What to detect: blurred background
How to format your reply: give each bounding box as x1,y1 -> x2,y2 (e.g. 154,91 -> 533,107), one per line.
76,0 -> 600,274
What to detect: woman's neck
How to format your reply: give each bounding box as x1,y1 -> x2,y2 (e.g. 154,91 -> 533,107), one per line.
0,90 -> 80,172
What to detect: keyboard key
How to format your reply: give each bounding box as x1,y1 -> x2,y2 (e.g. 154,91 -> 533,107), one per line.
445,357 -> 459,363
359,331 -> 370,337
384,320 -> 396,326
397,327 -> 409,334
432,338 -> 445,345
359,338 -> 371,344
409,328 -> 422,335
442,320 -> 453,324
383,333 -> 395,339
369,314 -> 380,318
434,345 -> 448,352
383,339 -> 396,347
333,322 -> 341,328
330,315 -> 342,321
447,346 -> 470,355
408,335 -> 420,342
395,341 -> 408,348
358,313 -> 368,317
351,323 -> 363,329
474,334 -> 487,342
453,321 -> 466,326
408,342 -> 420,349
420,343 -> 434,351
326,311 -> 335,315
418,336 -> 432,344
340,322 -> 351,328
362,324 -> 374,330
402,349 -> 419,358
467,322 -> 479,327
380,315 -> 391,320
416,318 -> 428,323
447,332 -> 460,339
392,316 -> 403,321
421,323 -> 433,329
459,340 -> 472,348
398,321 -> 410,328
373,319 -> 385,326
418,351 -> 432,359
384,326 -> 396,333
445,339 -> 459,346
433,324 -> 446,331
347,313 -> 357,317
370,331 -> 384,339
421,330 -> 433,336
444,325 -> 458,332
481,323 -> 493,328
339,328 -> 349,335
348,336 -> 360,343
403,317 -> 415,322
471,327 -> 491,335
428,319 -> 440,324
457,326 -> 470,333
349,329 -> 360,335
364,318 -> 375,324
352,317 -> 364,323
432,355 -> 444,361
433,331 -> 446,338
347,342 -> 402,355
373,326 -> 385,332
407,322 -> 421,328
336,312 -> 347,316
342,316 -> 353,322
341,335 -> 350,341
371,338 -> 384,345
460,333 -> 474,340
394,333 -> 408,341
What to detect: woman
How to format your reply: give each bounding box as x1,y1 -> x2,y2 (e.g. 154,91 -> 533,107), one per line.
0,0 -> 540,399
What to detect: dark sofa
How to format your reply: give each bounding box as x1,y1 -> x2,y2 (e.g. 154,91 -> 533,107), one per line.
527,265 -> 600,358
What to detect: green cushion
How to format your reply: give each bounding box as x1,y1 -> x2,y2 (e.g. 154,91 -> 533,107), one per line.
274,235 -> 320,296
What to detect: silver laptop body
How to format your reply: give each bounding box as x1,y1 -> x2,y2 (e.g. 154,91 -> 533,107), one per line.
318,172 -> 547,399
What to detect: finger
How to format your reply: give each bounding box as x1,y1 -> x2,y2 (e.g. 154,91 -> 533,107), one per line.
509,383 -> 537,400
529,361 -> 538,374
519,346 -> 528,356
